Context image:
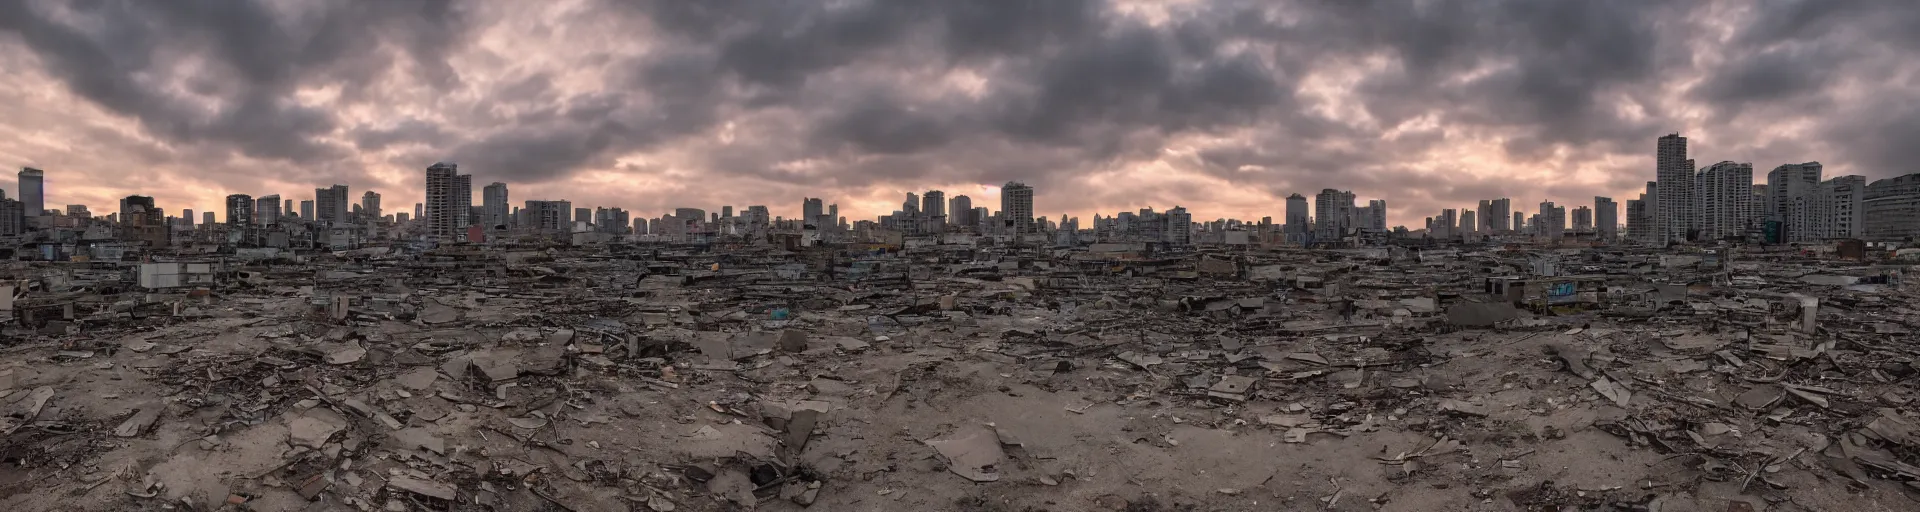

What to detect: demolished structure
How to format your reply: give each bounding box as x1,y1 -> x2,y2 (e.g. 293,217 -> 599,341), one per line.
0,239 -> 1918,511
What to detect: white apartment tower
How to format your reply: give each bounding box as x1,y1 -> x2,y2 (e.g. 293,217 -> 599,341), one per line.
1694,161 -> 1753,241
1818,175 -> 1866,240
1767,162 -> 1823,242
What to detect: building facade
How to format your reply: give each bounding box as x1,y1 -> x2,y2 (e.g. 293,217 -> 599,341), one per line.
1694,161 -> 1752,241
1595,197 -> 1618,240
1001,182 -> 1034,234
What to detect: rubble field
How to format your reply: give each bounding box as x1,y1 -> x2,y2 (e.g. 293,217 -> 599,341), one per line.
1,245 -> 1917,511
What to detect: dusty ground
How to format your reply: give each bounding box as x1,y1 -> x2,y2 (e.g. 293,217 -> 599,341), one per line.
1,284 -> 1916,512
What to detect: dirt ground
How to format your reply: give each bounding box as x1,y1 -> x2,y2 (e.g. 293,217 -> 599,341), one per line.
1,283 -> 1917,512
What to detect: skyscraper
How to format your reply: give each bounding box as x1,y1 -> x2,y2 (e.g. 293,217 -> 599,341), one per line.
453,174 -> 472,230
481,182 -> 509,229
284,199 -> 294,220
1654,134 -> 1692,243
1365,199 -> 1388,231
225,194 -> 253,226
1595,197 -> 1618,240
1818,176 -> 1866,240
361,191 -> 382,221
1571,206 -> 1592,233
949,195 -> 972,226
1489,198 -> 1512,232
1460,210 -> 1477,235
1695,161 -> 1753,241
316,185 -> 349,225
922,190 -> 945,233
256,194 -> 281,226
426,162 -> 458,238
802,198 -> 824,228
1166,206 -> 1192,245
18,167 -> 43,217
299,200 -> 314,220
1313,189 -> 1354,238
203,211 -> 215,226
1001,182 -> 1034,234
1767,162 -> 1823,242
1284,194 -> 1309,236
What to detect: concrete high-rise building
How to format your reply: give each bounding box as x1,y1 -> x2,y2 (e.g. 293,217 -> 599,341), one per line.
299,200 -> 314,220
1632,182 -> 1659,242
426,162 -> 458,238
1365,199 -> 1388,232
1460,210 -> 1477,235
802,198 -> 824,228
225,194 -> 253,226
1818,175 -> 1867,240
452,174 -> 472,230
361,191 -> 382,221
18,167 -> 44,217
1284,194 -> 1309,235
922,190 -> 945,232
1863,173 -> 1920,241
315,184 -> 348,225
1001,182 -> 1034,234
284,199 -> 294,220
1476,200 -> 1492,232
523,200 -> 572,232
202,211 -> 214,226
1695,161 -> 1753,241
1486,198 -> 1512,232
574,207 -> 591,224
1313,189 -> 1355,238
1513,211 -> 1525,233
1767,162 -> 1823,242
1571,206 -> 1592,233
1436,209 -> 1457,237
1595,197 -> 1618,240
1538,201 -> 1566,239
1625,199 -> 1646,242
949,195 -> 972,226
1166,206 -> 1192,245
181,209 -> 194,227
1749,185 -> 1768,232
0,198 -> 22,236
483,182 -> 509,229
256,194 -> 281,226
1654,134 -> 1692,243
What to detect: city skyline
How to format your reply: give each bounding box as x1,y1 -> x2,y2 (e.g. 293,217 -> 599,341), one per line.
3,1 -> 1920,226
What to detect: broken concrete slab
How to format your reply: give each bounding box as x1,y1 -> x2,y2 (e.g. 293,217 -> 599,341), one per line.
387,475 -> 456,500
925,425 -> 1005,482
114,403 -> 165,438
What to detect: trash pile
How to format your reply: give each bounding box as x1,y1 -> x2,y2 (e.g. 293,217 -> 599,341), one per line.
0,243 -> 1915,511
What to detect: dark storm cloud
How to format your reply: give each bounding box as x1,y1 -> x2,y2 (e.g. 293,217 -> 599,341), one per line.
3,0 -> 1918,224
0,0 -> 466,165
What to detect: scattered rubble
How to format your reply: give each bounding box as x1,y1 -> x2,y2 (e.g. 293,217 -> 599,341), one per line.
0,242 -> 1916,510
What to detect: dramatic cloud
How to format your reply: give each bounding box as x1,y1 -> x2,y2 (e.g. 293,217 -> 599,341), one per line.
1,0 -> 1915,227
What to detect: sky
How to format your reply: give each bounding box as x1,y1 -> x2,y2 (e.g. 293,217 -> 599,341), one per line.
1,0 -> 1917,228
